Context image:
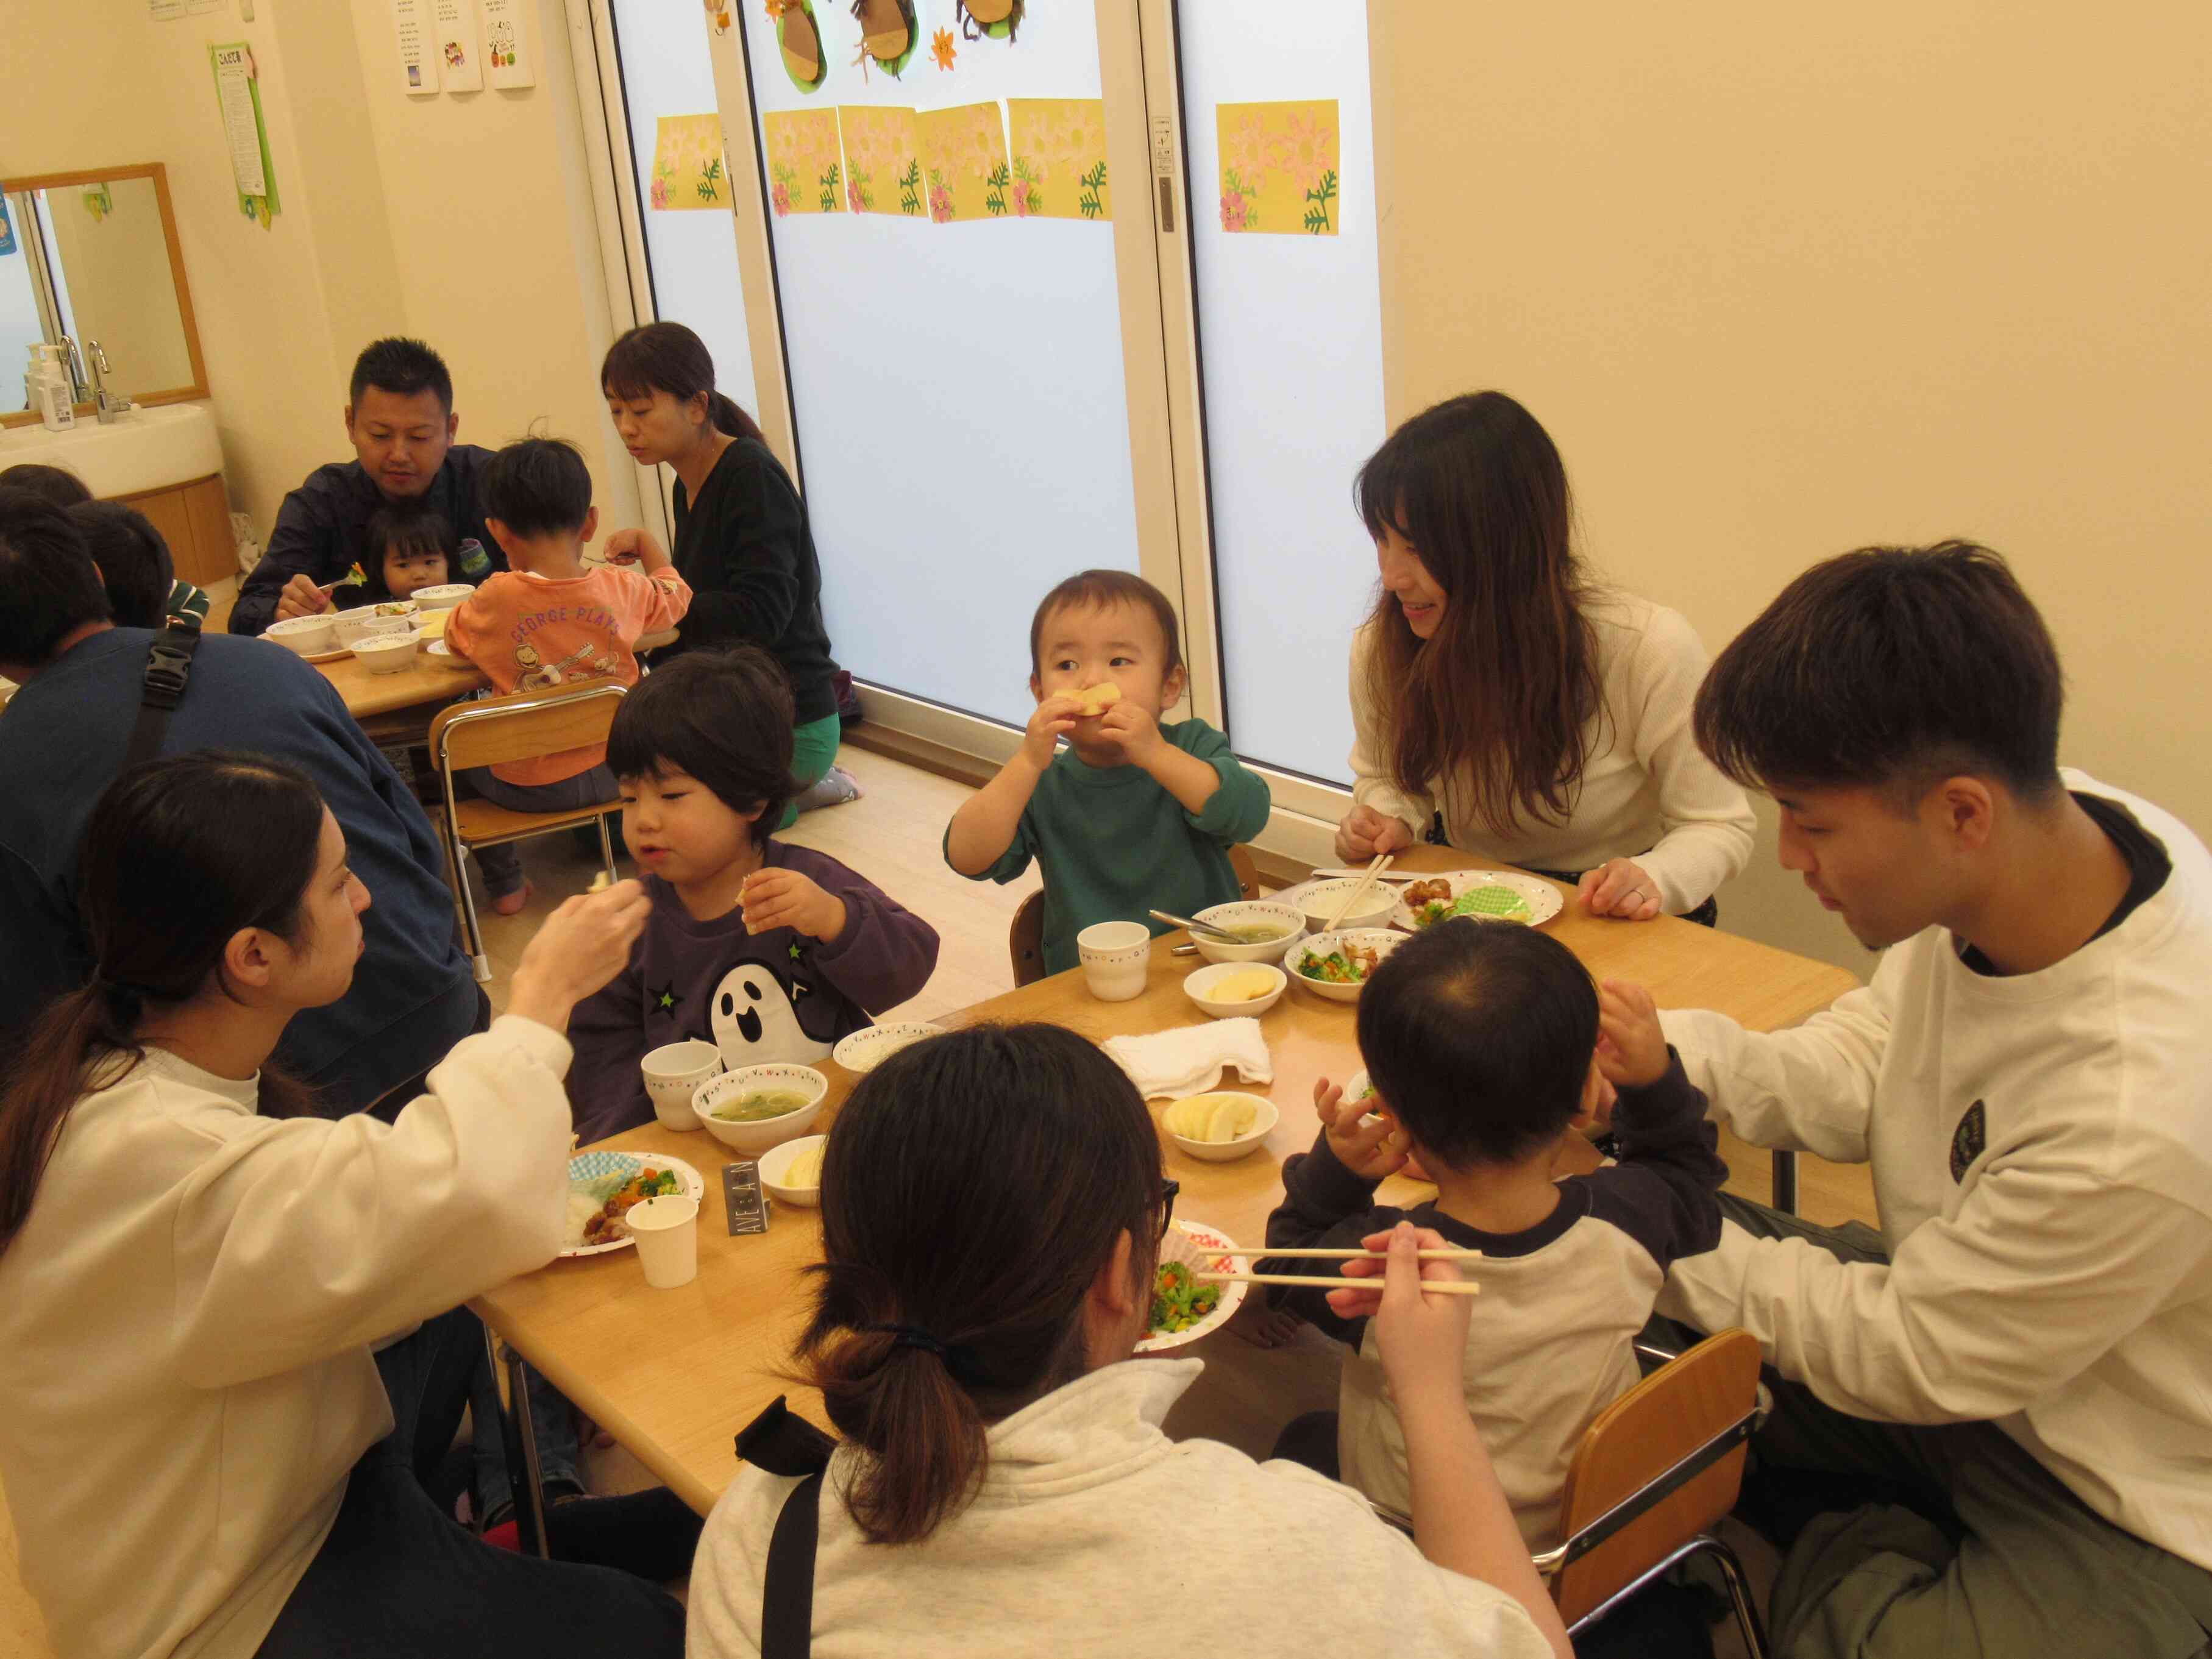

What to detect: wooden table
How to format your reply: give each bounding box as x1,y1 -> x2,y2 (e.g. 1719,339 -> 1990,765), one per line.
473,847 -> 1859,1516
313,626 -> 680,742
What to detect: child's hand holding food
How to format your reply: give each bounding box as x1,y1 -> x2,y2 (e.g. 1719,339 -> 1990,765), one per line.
1315,1074 -> 1408,1181
1094,698 -> 1166,764
740,867 -> 848,943
1596,979 -> 1670,1089
1021,694 -> 1083,770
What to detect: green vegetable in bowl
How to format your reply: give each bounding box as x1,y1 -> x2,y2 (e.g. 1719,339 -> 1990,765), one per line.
1150,1260 -> 1223,1334
711,1089 -> 813,1123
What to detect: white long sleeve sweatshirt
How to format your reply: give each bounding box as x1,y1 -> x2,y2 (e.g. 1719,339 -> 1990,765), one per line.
1657,773 -> 2212,1571
1348,592 -> 1755,913
0,1015 -> 575,1659
686,1358 -> 1553,1659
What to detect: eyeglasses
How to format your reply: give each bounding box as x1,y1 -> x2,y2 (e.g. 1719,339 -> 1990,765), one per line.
1156,1178 -> 1179,1242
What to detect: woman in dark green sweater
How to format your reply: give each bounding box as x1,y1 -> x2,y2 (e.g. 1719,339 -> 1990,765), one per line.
600,323 -> 853,821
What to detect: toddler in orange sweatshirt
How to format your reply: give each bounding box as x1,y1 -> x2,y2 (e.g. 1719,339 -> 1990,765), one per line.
447,436 -> 691,912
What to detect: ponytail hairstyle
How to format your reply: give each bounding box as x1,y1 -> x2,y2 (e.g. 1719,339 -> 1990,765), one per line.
1354,392 -> 1605,836
797,1023 -> 1165,1545
0,753 -> 329,1256
600,322 -> 765,447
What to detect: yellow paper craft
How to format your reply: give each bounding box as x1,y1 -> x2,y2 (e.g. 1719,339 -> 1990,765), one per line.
763,107 -> 847,215
838,105 -> 925,216
916,101 -> 1009,222
1215,99 -> 1340,236
1006,98 -> 1111,222
651,113 -> 730,211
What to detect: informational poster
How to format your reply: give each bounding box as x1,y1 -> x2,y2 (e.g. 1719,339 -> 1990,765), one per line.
433,0 -> 484,94
1007,98 -> 1111,222
916,101 -> 1009,222
762,107 -> 845,216
838,105 -> 924,216
393,0 -> 439,94
480,0 -> 535,88
649,115 -> 730,211
210,43 -> 267,197
149,0 -> 188,18
1214,99 -> 1340,236
0,197 -> 16,259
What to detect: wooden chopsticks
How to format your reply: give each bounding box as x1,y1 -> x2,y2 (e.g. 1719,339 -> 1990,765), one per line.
1323,851 -> 1395,932
1192,1244 -> 1485,1295
1200,1246 -> 1484,1261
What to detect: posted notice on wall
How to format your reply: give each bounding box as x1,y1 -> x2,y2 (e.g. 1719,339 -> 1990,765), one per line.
211,43 -> 268,197
434,0 -> 485,94
393,0 -> 438,94
480,0 -> 535,88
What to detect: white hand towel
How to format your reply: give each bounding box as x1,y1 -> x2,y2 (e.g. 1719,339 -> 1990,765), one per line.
1103,1018 -> 1273,1099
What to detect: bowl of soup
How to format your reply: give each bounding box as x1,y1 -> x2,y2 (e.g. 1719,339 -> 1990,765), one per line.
693,1064 -> 829,1155
1190,899 -> 1306,964
411,583 -> 474,610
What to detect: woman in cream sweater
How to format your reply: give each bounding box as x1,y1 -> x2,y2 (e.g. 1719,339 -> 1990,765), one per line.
686,1022 -> 1573,1659
1336,394 -> 1753,922
0,751 -> 681,1659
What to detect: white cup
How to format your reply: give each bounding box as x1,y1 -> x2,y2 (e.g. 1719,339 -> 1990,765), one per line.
1077,920 -> 1153,1002
625,1193 -> 699,1288
641,1039 -> 720,1131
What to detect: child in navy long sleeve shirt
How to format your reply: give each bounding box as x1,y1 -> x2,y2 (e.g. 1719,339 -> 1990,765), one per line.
1262,920 -> 1724,1550
566,648 -> 938,1143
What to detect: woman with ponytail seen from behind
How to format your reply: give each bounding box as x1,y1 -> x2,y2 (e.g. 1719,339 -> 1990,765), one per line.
686,1023 -> 1572,1659
600,322 -> 855,822
0,753 -> 689,1659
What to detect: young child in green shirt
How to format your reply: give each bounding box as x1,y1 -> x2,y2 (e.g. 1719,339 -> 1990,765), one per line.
945,570 -> 1271,975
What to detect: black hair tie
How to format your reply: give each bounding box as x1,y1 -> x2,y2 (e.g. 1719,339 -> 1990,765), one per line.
89,972 -> 146,1012
861,1323 -> 983,1384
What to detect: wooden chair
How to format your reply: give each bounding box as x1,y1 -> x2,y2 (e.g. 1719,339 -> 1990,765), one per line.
1008,844 -> 1262,987
427,683 -> 627,982
1373,1329 -> 1768,1657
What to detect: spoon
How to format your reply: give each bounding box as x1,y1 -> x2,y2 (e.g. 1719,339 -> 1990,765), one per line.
1149,908 -> 1243,944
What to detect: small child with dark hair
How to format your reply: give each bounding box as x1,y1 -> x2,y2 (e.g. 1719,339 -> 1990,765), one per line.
446,436 -> 692,914
340,505 -> 461,607
944,569 -> 1270,975
69,502 -> 210,629
564,647 -> 939,1143
1262,919 -> 1726,1551
0,463 -> 93,509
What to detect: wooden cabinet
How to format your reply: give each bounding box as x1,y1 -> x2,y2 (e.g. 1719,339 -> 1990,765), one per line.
115,473 -> 233,589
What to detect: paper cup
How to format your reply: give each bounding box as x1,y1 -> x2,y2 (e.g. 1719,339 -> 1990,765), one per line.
1078,920 -> 1152,1002
641,1039 -> 720,1131
625,1193 -> 699,1288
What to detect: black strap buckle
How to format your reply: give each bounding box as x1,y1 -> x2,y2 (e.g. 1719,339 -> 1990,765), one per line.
142,642 -> 195,707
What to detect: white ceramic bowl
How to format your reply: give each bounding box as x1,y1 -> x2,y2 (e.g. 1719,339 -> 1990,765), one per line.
757,1134 -> 827,1207
1288,928 -> 1404,1003
1295,878 -> 1401,935
1161,1091 -> 1279,1163
1190,899 -> 1306,964
263,614 -> 336,656
831,1021 -> 944,1075
1344,1067 -> 1381,1114
350,631 -> 421,675
694,1064 -> 829,1155
641,1037 -> 721,1131
410,583 -> 474,609
1183,961 -> 1288,1020
333,611 -> 413,650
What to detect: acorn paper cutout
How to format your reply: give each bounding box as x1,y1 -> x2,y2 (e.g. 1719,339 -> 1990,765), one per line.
957,0 -> 1022,43
850,0 -> 918,77
773,0 -> 828,92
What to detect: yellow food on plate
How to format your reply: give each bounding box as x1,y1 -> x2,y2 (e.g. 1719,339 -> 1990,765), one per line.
414,608 -> 452,639
1164,1092 -> 1259,1144
1069,680 -> 1122,717
1205,969 -> 1277,1003
783,1142 -> 826,1188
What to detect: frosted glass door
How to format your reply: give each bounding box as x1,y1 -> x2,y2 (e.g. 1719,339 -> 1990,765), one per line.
1175,1 -> 1385,784
609,0 -> 759,416
734,1 -> 1145,727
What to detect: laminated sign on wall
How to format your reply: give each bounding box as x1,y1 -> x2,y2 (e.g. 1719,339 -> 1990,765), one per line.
651,115 -> 730,211
393,0 -> 438,93
1215,99 -> 1340,236
434,0 -> 483,94
763,107 -> 846,216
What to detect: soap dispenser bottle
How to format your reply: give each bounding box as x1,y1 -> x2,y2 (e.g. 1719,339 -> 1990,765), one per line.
29,344 -> 76,432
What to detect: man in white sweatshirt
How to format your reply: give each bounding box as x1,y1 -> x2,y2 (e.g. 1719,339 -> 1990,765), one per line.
1642,542 -> 2212,1658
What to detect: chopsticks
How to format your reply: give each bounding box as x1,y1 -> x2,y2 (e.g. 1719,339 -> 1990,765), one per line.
1325,852 -> 1395,931
1198,1246 -> 1485,1261
1198,1271 -> 1481,1295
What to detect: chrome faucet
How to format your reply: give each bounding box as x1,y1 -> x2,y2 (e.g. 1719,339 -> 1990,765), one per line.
87,341 -> 133,424
54,335 -> 90,402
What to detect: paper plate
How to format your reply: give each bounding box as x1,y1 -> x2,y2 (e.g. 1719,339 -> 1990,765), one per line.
1391,870 -> 1562,931
560,1150 -> 706,1259
1135,1217 -> 1248,1352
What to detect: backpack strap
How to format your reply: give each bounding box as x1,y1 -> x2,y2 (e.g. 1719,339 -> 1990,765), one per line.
738,1396 -> 835,1659
124,616 -> 204,770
